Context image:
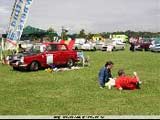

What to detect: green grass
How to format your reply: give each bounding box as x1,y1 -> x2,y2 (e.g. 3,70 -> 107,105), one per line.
0,46 -> 160,115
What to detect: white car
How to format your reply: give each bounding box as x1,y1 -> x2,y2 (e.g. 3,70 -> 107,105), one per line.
94,41 -> 105,50
73,39 -> 96,51
81,42 -> 96,51
102,40 -> 125,51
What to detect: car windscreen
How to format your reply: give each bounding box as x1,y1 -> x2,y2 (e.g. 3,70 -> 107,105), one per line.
155,40 -> 160,44
46,44 -> 58,51
28,45 -> 42,53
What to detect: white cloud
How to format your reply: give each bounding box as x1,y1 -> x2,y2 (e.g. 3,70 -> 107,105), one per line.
0,0 -> 160,34
0,7 -> 9,14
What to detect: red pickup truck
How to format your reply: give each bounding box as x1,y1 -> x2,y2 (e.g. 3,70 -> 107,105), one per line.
9,42 -> 79,71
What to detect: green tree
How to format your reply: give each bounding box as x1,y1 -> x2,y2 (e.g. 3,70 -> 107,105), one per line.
86,32 -> 94,40
78,29 -> 86,38
47,27 -> 55,42
61,27 -> 68,40
100,32 -> 110,38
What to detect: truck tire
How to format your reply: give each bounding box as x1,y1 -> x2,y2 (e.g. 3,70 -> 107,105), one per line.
30,61 -> 39,71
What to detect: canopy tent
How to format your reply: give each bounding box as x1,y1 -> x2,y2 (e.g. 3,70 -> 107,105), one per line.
2,26 -> 59,42
22,25 -> 46,35
21,26 -> 58,40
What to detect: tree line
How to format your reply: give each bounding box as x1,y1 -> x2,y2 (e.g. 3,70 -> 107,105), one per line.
2,26 -> 160,42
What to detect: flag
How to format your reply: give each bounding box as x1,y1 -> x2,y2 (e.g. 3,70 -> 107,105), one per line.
5,0 -> 33,50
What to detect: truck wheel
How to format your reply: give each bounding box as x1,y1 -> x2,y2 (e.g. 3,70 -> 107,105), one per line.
67,59 -> 74,68
30,61 -> 39,71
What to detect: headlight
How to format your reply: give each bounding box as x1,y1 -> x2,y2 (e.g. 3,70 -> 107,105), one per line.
16,61 -> 19,65
6,56 -> 9,61
20,57 -> 24,63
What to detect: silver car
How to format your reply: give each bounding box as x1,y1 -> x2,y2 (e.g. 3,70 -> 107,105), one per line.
149,39 -> 160,52
150,44 -> 160,52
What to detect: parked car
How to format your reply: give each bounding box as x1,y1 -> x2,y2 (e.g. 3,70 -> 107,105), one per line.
149,39 -> 160,52
102,39 -> 125,51
150,44 -> 160,52
8,42 -> 79,71
94,41 -> 105,50
81,42 -> 96,51
73,38 -> 85,50
134,38 -> 152,51
73,42 -> 96,51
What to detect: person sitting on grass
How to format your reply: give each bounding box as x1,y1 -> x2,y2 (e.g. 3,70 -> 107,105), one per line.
115,69 -> 142,90
98,61 -> 114,88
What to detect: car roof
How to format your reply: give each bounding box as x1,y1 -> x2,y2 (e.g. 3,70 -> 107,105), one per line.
42,42 -> 66,46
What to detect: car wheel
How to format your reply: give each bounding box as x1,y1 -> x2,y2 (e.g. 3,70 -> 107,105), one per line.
13,67 -> 19,71
93,47 -> 96,51
75,47 -> 78,50
67,59 -> 74,68
30,61 -> 39,71
112,47 -> 116,51
144,48 -> 148,51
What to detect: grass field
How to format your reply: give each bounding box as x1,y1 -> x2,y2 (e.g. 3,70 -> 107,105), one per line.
0,46 -> 160,115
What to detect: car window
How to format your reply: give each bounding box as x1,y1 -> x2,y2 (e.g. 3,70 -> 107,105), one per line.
31,45 -> 41,53
155,41 -> 160,44
47,44 -> 58,51
58,45 -> 67,51
156,44 -> 160,47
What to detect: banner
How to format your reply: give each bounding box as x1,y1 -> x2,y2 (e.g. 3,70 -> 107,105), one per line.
6,0 -> 33,50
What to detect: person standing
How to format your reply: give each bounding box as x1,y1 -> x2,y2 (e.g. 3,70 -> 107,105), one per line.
129,37 -> 135,52
16,44 -> 25,53
98,61 -> 114,88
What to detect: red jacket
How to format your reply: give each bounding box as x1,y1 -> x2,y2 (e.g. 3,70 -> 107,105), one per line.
115,76 -> 138,90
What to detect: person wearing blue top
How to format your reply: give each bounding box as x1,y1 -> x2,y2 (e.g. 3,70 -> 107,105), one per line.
98,61 -> 114,88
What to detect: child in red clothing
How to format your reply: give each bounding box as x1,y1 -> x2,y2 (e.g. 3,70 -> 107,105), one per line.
115,69 -> 141,90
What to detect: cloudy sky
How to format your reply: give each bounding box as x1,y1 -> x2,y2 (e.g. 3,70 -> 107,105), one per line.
0,0 -> 160,34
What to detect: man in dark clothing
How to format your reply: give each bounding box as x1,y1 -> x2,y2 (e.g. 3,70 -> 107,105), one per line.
17,44 -> 25,53
130,42 -> 135,51
98,61 -> 114,88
